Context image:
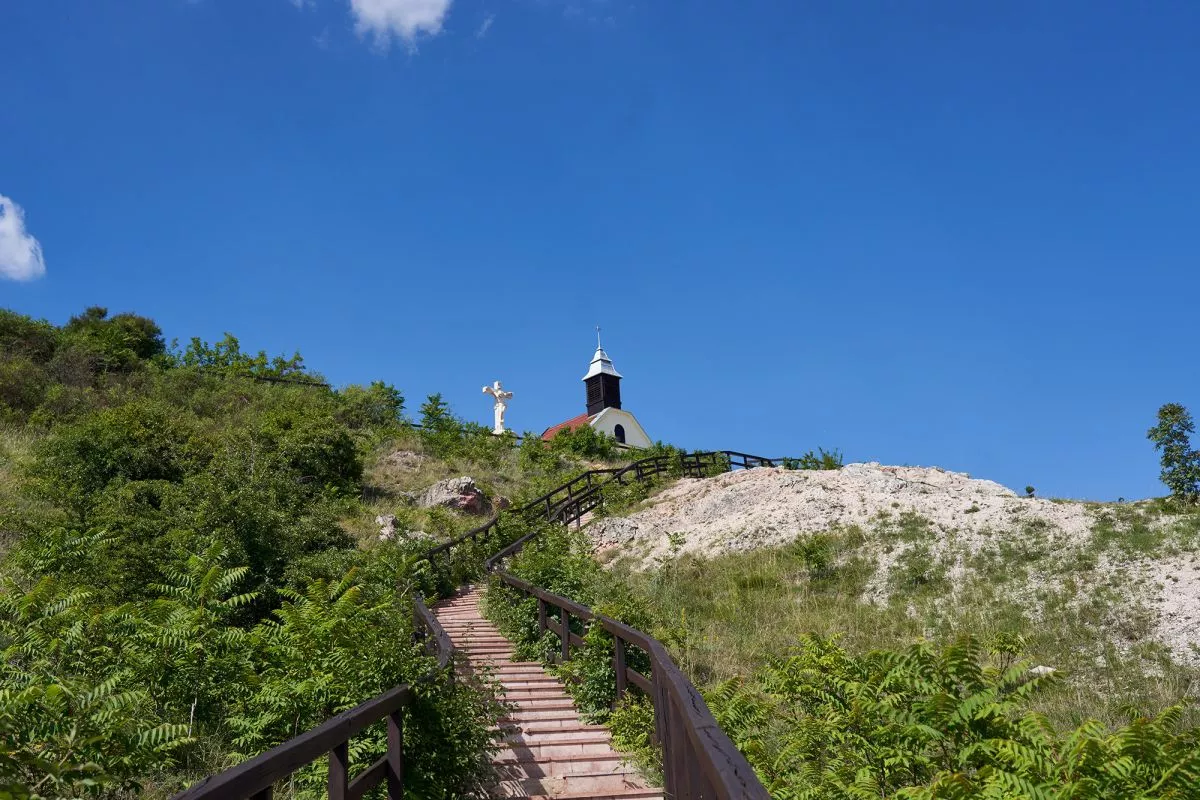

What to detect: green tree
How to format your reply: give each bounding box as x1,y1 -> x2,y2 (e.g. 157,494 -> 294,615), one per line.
0,310 -> 59,363
335,381 -> 405,432
1148,403 -> 1200,505
418,393 -> 464,457
61,306 -> 166,372
175,333 -> 308,379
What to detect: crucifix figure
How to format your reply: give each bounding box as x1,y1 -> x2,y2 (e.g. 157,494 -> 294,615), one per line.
481,380 -> 514,434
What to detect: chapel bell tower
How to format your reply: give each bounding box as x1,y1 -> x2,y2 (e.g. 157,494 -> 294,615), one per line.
583,330 -> 622,416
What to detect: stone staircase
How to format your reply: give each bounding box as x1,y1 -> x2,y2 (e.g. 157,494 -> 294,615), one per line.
434,588 -> 663,800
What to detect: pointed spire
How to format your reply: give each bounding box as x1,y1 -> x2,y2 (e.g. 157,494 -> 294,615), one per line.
582,329 -> 623,380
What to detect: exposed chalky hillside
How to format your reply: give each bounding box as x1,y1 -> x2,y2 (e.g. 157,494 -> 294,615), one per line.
590,464 -> 1200,665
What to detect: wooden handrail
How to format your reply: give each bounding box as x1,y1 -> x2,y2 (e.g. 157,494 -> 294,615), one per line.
173,685 -> 411,800
476,449 -> 781,799
179,449 -> 789,800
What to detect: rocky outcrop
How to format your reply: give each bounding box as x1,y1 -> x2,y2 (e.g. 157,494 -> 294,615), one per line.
380,450 -> 426,471
375,514 -> 433,544
588,463 -> 1094,563
418,476 -> 490,515
376,514 -> 398,540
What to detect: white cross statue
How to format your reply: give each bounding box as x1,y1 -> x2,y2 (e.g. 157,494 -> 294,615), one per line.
482,380 -> 514,434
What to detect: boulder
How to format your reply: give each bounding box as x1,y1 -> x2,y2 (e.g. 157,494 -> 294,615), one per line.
376,514 -> 397,540
418,476 -> 489,515
381,450 -> 426,471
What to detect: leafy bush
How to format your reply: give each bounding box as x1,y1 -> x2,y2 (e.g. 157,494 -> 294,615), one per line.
0,306 -> 504,798
172,333 -> 306,379
61,307 -> 166,372
707,634 -> 1200,799
0,546 -> 502,799
782,447 -> 845,471
549,424 -> 620,460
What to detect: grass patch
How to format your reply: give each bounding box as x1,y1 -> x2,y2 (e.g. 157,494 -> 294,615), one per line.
613,514 -> 1200,731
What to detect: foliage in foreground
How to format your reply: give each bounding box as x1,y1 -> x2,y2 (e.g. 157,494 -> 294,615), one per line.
710,635 -> 1200,799
485,522 -> 1200,799
0,307 -> 502,799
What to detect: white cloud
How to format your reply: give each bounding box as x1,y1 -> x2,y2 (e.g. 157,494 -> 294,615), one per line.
476,13 -> 494,38
348,0 -> 453,48
0,194 -> 46,282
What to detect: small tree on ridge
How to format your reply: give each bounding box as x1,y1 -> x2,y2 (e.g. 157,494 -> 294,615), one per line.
1147,403 -> 1200,505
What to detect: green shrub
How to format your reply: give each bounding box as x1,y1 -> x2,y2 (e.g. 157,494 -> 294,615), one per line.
706,635 -> 1200,799
783,448 -> 845,470
0,306 -> 505,797
549,424 -> 619,460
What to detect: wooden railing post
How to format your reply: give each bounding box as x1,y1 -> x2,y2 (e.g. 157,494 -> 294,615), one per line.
250,789 -> 272,800
561,608 -> 571,662
613,637 -> 627,708
328,741 -> 349,800
386,709 -> 404,799
537,598 -> 548,634
652,672 -> 674,792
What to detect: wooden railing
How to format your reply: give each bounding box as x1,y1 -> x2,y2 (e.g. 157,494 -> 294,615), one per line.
176,448 -> 791,800
493,572 -> 770,798
481,450 -> 790,799
173,685 -> 411,800
172,597 -> 456,800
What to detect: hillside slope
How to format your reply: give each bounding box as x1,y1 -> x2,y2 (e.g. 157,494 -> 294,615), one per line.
591,463 -> 1200,666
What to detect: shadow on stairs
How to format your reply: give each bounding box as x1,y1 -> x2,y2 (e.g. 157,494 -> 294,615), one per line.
434,587 -> 664,800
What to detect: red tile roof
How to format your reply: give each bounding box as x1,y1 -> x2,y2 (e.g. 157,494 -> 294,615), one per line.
541,413 -> 594,441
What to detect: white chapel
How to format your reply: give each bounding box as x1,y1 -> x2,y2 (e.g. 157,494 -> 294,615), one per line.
541,339 -> 653,449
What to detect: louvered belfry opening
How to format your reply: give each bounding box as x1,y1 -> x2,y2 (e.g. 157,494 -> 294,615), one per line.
585,372 -> 621,416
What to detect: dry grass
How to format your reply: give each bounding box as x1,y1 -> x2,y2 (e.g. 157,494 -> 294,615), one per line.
610,511 -> 1200,732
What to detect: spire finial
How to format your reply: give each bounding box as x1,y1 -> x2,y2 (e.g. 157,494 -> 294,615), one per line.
596,325 -> 602,349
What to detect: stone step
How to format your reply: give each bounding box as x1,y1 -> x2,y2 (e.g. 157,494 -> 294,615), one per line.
496,678 -> 567,690
499,686 -> 570,698
459,670 -> 548,681
460,644 -> 516,652
503,731 -> 612,747
494,770 -> 652,798
494,741 -> 618,762
508,697 -> 577,711
502,720 -> 609,735
434,586 -> 659,799
494,752 -> 632,779
459,663 -> 547,674
499,716 -> 586,729
507,791 -> 663,800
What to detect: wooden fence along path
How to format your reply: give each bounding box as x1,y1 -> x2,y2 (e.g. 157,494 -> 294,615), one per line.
175,451 -> 787,800
435,587 -> 663,799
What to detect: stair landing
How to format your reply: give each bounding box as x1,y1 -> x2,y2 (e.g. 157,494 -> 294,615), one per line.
434,587 -> 662,800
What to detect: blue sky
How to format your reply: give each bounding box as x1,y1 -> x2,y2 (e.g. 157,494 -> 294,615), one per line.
2,0 -> 1198,501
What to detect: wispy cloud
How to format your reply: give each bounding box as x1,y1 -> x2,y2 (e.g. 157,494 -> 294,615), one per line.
476,13 -> 494,38
348,0 -> 453,48
313,26 -> 331,49
0,194 -> 46,282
